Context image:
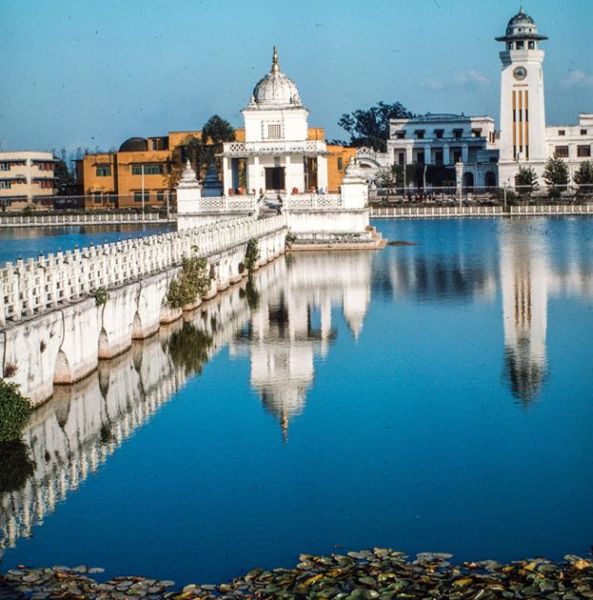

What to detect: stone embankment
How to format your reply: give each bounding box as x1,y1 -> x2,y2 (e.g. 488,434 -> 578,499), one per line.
370,203 -> 593,219
2,549 -> 592,599
0,215 -> 287,406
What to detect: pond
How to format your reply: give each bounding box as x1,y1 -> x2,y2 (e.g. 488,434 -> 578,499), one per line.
0,223 -> 174,267
1,216 -> 592,586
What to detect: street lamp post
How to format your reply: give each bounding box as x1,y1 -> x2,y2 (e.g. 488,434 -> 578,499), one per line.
141,164 -> 145,214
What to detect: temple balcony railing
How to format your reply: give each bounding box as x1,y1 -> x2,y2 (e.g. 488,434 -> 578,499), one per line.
223,140 -> 328,157
283,193 -> 343,209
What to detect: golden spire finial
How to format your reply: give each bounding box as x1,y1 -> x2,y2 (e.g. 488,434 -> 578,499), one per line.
272,46 -> 279,73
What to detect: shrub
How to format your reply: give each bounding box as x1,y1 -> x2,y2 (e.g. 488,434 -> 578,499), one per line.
0,380 -> 32,442
166,253 -> 211,309
94,287 -> 109,306
244,238 -> 260,274
3,361 -> 18,378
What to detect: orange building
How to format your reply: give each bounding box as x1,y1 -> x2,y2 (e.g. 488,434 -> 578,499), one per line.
79,128 -> 353,209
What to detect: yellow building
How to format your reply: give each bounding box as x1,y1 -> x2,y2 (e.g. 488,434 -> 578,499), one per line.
80,128 -> 353,209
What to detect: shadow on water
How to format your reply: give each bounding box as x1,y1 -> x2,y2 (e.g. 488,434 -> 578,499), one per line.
0,441 -> 35,495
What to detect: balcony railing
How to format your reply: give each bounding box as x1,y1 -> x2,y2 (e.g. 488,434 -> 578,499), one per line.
224,140 -> 327,157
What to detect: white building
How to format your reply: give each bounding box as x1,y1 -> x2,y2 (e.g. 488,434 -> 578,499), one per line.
385,114 -> 499,189
221,48 -> 329,197
360,8 -> 593,192
0,151 -> 56,210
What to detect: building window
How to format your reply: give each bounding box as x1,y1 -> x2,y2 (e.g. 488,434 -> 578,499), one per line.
435,149 -> 443,165
134,191 -> 150,203
452,148 -> 462,163
558,130 -> 565,136
554,146 -> 569,158
132,164 -> 163,175
453,129 -> 463,139
0,163 -> 9,171
0,181 -> 11,189
581,129 -> 588,135
34,162 -> 54,171
397,152 -> 405,165
528,41 -> 535,49
156,191 -> 165,202
471,128 -> 482,138
415,129 -> 425,139
96,165 -> 111,177
434,129 -> 444,139
416,151 -> 425,164
516,40 -> 524,50
38,179 -> 54,189
395,131 -> 406,139
93,193 -> 102,204
337,157 -> 343,170
577,145 -> 591,157
267,123 -> 282,139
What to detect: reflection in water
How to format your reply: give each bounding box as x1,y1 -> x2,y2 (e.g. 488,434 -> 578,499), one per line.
0,262 -> 280,560
500,221 -> 548,404
2,219 -> 593,569
0,441 -> 35,495
231,253 -> 372,442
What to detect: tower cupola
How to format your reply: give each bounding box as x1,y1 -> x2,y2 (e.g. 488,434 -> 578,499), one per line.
496,8 -> 547,51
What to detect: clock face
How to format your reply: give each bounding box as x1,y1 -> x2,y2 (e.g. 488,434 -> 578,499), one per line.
513,66 -> 527,81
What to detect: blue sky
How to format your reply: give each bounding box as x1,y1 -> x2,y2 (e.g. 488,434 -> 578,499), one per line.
1,0 -> 592,156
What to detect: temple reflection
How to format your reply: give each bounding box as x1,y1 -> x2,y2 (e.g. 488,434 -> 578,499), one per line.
2,227 -> 592,561
231,252 -> 372,441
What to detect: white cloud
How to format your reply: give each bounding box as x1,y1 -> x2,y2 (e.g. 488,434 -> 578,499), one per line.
421,70 -> 490,91
562,69 -> 593,88
453,70 -> 490,85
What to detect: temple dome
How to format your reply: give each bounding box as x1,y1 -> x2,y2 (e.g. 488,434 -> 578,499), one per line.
119,137 -> 148,152
251,47 -> 302,108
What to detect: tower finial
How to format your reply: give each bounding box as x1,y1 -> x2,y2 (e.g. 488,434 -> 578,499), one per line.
271,46 -> 279,73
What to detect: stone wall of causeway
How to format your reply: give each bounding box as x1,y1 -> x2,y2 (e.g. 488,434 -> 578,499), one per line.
0,215 -> 287,405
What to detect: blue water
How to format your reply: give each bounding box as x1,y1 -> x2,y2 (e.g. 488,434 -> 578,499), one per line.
1,217 -> 593,585
0,223 -> 174,266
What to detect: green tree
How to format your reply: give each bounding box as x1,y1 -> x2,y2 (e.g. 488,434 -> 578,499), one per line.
543,157 -> 569,198
170,115 -> 235,186
52,148 -> 75,194
338,101 -> 415,152
0,381 -> 31,442
515,166 -> 538,199
573,160 -> 593,197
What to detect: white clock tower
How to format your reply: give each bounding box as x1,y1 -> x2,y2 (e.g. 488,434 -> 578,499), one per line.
497,9 -> 548,186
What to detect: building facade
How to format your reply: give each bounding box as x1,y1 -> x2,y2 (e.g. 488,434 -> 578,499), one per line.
0,151 -> 56,211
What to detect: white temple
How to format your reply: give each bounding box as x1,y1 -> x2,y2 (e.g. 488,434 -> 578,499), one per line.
221,47 -> 329,196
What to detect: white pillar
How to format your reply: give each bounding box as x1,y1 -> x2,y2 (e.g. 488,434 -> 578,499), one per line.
317,155 -> 328,192
461,144 -> 469,163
